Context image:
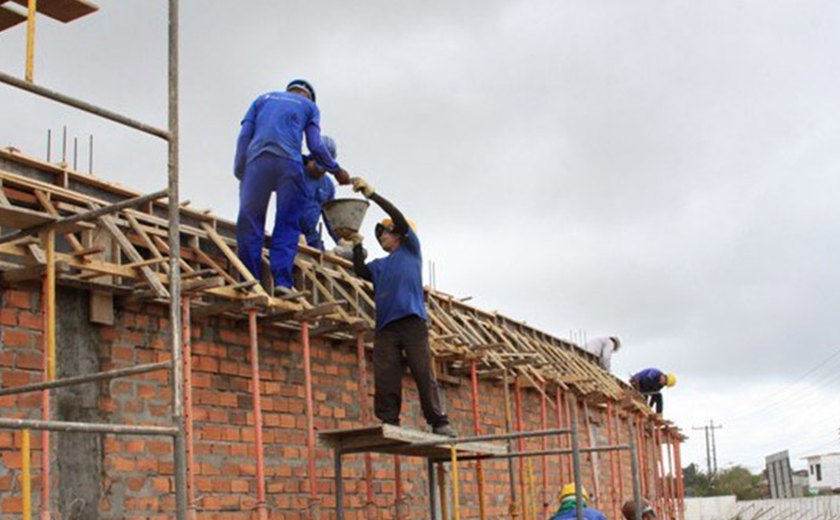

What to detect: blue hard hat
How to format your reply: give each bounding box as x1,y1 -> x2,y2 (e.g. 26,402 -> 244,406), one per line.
321,135 -> 338,159
286,78 -> 316,102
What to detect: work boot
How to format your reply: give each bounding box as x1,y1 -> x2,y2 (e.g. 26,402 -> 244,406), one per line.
432,424 -> 457,438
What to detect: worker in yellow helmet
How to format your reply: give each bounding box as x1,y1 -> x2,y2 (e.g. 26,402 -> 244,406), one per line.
629,368 -> 677,414
549,483 -> 607,520
348,177 -> 455,437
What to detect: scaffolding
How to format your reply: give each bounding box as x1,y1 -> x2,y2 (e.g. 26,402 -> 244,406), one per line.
0,1 -> 191,518
0,4 -> 687,519
0,148 -> 687,518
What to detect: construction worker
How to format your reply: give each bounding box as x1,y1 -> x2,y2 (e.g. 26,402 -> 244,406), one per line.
583,336 -> 621,371
348,177 -> 456,437
549,484 -> 608,520
621,499 -> 657,519
629,368 -> 676,414
300,136 -> 339,250
233,79 -> 350,293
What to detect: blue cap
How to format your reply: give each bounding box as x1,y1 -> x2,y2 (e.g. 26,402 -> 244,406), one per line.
286,79 -> 316,102
321,135 -> 337,159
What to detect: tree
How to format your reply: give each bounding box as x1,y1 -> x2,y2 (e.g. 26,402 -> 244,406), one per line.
682,464 -> 765,500
713,466 -> 765,500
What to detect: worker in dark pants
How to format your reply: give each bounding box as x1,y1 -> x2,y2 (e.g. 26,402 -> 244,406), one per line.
629,368 -> 676,414
349,177 -> 456,438
233,79 -> 350,294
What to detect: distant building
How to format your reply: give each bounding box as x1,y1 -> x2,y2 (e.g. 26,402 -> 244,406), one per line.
802,453 -> 840,493
766,450 -> 801,498
792,469 -> 810,495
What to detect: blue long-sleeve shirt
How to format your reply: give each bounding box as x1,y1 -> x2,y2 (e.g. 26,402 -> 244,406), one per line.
631,368 -> 665,393
233,91 -> 339,179
300,168 -> 338,248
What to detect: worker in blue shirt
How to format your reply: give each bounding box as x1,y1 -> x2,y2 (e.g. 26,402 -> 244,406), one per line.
549,484 -> 608,520
348,177 -> 456,438
630,368 -> 676,414
233,79 -> 350,293
300,136 -> 339,251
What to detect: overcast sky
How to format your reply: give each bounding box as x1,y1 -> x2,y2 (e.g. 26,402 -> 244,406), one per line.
2,1 -> 839,474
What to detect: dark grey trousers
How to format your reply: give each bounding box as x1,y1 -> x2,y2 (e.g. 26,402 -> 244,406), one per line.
373,315 -> 449,427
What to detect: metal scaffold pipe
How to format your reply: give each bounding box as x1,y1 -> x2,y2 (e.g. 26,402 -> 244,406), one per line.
0,71 -> 170,140
167,2 -> 189,518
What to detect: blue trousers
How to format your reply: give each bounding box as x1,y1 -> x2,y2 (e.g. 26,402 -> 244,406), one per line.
300,207 -> 325,250
236,153 -> 306,288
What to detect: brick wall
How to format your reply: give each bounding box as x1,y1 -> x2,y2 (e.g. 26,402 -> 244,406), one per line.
0,284 -> 663,519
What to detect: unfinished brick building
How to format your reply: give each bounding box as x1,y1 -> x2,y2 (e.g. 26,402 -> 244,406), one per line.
0,3 -> 684,518
0,147 -> 686,519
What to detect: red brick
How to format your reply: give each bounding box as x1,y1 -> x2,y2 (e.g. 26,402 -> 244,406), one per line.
17,311 -> 41,330
0,308 -> 17,326
15,352 -> 42,370
3,329 -> 32,347
4,290 -> 31,309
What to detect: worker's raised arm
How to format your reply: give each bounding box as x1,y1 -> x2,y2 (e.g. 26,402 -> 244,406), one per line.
352,243 -> 373,281
304,107 -> 350,184
351,178 -> 410,236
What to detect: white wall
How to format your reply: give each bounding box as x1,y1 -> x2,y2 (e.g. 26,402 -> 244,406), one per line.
686,496 -> 840,520
806,454 -> 840,490
684,496 -> 737,520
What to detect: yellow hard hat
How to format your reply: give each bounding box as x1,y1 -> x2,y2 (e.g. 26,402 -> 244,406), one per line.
666,373 -> 677,387
559,483 -> 588,501
377,218 -> 418,235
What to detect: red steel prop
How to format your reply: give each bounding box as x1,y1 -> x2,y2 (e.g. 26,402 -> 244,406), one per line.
302,320 -> 318,518
248,309 -> 268,520
355,333 -> 375,516
182,297 -> 197,518
470,360 -> 487,520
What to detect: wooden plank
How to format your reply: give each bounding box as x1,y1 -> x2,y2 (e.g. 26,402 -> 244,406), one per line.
94,210 -> 168,298
318,424 -> 506,458
0,5 -> 25,32
10,0 -> 98,23
0,205 -> 56,229
0,261 -> 69,283
200,222 -> 267,297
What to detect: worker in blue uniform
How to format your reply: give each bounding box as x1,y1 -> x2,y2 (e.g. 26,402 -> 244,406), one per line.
549,484 -> 608,520
349,177 -> 456,438
629,368 -> 676,414
233,79 -> 350,292
300,135 -> 339,250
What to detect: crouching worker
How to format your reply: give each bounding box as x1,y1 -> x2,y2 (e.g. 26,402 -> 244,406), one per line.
629,368 -> 676,414
621,499 -> 657,520
348,177 -> 456,438
549,484 -> 608,520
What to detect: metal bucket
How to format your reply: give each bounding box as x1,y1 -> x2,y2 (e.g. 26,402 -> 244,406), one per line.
322,198 -> 370,239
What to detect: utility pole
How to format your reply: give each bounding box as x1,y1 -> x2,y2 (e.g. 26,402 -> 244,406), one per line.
693,419 -> 723,475
692,424 -> 711,475
709,419 -> 722,474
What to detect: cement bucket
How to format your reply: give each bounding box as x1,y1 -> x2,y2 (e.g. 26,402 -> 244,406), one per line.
322,198 -> 370,240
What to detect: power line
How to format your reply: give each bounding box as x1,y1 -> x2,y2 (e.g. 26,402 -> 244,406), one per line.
725,347 -> 840,420
726,356 -> 840,423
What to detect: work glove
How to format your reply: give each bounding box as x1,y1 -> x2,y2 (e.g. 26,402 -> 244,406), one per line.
345,232 -> 364,246
334,168 -> 351,185
351,177 -> 375,198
